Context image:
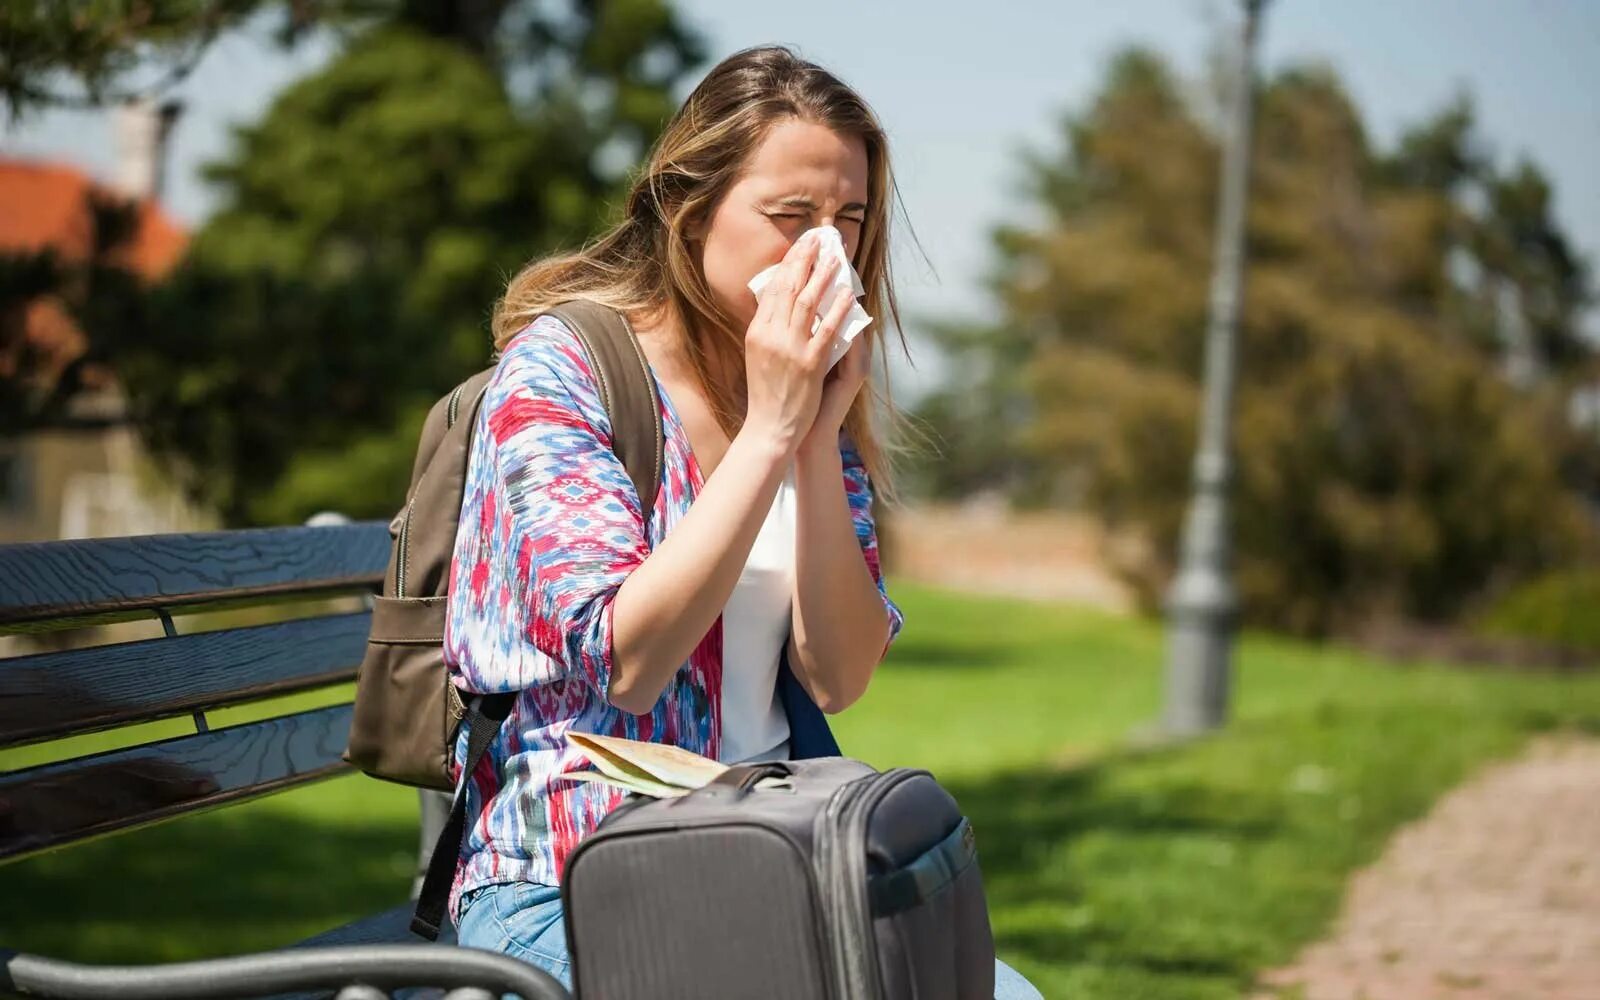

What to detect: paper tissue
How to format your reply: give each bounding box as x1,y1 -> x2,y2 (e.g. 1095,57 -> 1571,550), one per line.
746,224 -> 873,370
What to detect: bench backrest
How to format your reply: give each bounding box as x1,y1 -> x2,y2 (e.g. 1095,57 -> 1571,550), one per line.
0,522 -> 391,863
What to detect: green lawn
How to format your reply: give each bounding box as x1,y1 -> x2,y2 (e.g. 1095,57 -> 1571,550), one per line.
3,581 -> 1597,998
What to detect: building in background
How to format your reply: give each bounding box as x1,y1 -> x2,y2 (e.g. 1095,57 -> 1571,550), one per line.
0,97 -> 210,543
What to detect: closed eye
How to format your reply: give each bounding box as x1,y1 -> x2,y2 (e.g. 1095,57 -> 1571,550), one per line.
770,213 -> 865,225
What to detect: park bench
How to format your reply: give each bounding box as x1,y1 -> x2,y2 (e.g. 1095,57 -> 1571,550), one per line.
0,520 -> 572,1000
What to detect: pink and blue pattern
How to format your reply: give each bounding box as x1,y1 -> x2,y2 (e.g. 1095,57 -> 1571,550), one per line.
442,312 -> 904,925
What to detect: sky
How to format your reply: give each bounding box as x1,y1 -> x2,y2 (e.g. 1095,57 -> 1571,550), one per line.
3,0 -> 1596,399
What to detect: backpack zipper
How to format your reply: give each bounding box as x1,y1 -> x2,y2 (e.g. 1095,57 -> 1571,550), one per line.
395,496 -> 416,599
447,382 -> 467,429
396,382 -> 469,600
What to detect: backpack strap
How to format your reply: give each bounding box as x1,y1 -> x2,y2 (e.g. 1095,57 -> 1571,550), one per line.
410,300 -> 664,940
411,691 -> 515,940
547,298 -> 664,520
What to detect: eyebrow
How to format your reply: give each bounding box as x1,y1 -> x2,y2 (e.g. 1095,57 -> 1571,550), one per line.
768,196 -> 868,213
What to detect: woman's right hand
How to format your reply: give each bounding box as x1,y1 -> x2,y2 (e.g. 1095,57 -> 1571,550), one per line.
741,231 -> 858,456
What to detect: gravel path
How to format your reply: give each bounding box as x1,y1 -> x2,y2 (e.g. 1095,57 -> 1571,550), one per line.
1254,735 -> 1600,1000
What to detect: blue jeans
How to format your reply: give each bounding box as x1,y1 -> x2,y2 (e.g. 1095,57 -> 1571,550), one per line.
457,880 -> 1043,999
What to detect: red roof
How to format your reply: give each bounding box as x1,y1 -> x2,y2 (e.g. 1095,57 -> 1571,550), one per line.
0,157 -> 189,395
0,158 -> 188,276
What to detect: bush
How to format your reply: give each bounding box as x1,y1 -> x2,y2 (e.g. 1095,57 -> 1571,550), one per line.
1479,571 -> 1600,652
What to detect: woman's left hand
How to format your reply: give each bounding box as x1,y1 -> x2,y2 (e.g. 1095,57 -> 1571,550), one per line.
798,330 -> 871,455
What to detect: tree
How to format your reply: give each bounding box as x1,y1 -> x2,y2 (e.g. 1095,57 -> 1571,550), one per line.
1377,98 -> 1593,386
915,49 -> 1598,634
0,1 -> 329,120
89,1 -> 705,523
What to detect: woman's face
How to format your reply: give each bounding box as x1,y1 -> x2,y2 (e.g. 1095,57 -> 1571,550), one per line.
691,117 -> 870,331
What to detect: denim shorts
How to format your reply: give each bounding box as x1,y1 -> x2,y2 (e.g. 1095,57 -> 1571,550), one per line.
456,880 -> 573,990
455,879 -> 1043,999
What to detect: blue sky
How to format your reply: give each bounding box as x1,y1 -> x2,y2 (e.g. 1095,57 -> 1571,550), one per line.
3,0 -> 1595,398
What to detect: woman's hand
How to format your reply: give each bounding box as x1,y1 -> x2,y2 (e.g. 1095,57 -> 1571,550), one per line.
798,330 -> 871,457
742,231 -> 859,456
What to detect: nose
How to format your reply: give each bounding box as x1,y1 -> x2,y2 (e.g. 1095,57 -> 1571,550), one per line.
815,220 -> 857,262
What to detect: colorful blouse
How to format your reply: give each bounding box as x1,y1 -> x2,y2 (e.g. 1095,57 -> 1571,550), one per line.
442,312 -> 905,925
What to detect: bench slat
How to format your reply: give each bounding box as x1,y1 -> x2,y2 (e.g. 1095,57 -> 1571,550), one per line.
0,612 -> 371,750
0,704 -> 353,862
0,523 -> 390,634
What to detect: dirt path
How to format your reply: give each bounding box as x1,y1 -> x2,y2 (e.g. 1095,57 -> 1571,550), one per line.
1255,735 -> 1600,1000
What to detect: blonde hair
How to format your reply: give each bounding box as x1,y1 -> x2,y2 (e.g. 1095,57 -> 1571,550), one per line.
491,44 -> 918,504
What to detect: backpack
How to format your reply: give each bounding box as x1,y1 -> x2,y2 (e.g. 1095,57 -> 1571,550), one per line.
343,299 -> 664,792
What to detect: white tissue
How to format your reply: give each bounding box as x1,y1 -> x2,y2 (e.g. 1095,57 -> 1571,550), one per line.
746,224 -> 873,370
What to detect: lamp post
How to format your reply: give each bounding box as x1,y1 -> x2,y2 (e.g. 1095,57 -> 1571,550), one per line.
1161,0 -> 1268,737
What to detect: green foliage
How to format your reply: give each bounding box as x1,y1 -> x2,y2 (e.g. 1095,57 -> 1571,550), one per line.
5,582 -> 1598,999
0,1 -> 275,118
93,2 -> 705,523
1478,570 -> 1600,652
915,49 -> 1600,634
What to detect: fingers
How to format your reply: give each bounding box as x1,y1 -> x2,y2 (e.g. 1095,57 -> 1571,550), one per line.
752,232 -> 859,377
751,265 -> 782,332
789,252 -> 841,337
804,284 -> 857,367
773,232 -> 819,303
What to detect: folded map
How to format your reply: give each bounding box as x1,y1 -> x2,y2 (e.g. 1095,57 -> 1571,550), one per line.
554,731 -> 793,799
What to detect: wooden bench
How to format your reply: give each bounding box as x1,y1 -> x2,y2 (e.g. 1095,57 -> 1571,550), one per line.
0,521 -> 571,1000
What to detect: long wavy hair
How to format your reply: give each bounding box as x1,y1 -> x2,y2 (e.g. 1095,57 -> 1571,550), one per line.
491,44 -> 917,503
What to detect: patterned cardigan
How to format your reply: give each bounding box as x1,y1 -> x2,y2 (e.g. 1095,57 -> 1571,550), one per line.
441,312 -> 905,925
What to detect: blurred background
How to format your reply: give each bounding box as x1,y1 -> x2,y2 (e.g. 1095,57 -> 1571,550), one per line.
2,2 -> 1597,997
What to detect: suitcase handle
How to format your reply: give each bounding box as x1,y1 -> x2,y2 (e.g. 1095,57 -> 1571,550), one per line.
707,761 -> 793,796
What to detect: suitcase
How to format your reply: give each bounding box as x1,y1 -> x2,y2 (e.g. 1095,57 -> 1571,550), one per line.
561,756 -> 996,999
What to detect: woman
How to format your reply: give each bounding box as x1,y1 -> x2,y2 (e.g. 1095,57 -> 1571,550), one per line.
445,44 -> 1042,998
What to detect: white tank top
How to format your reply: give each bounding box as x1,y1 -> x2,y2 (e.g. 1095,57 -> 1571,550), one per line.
717,463 -> 797,765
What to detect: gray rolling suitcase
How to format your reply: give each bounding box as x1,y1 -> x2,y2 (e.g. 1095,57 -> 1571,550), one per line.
561,757 -> 996,999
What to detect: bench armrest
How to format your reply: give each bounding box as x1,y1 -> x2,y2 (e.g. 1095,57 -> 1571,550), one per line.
0,944 -> 572,1000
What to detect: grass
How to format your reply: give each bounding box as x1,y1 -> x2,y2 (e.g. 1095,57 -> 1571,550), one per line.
3,580 -> 1598,997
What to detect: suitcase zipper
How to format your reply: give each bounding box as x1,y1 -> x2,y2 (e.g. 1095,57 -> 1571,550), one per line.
816,768 -> 928,1000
